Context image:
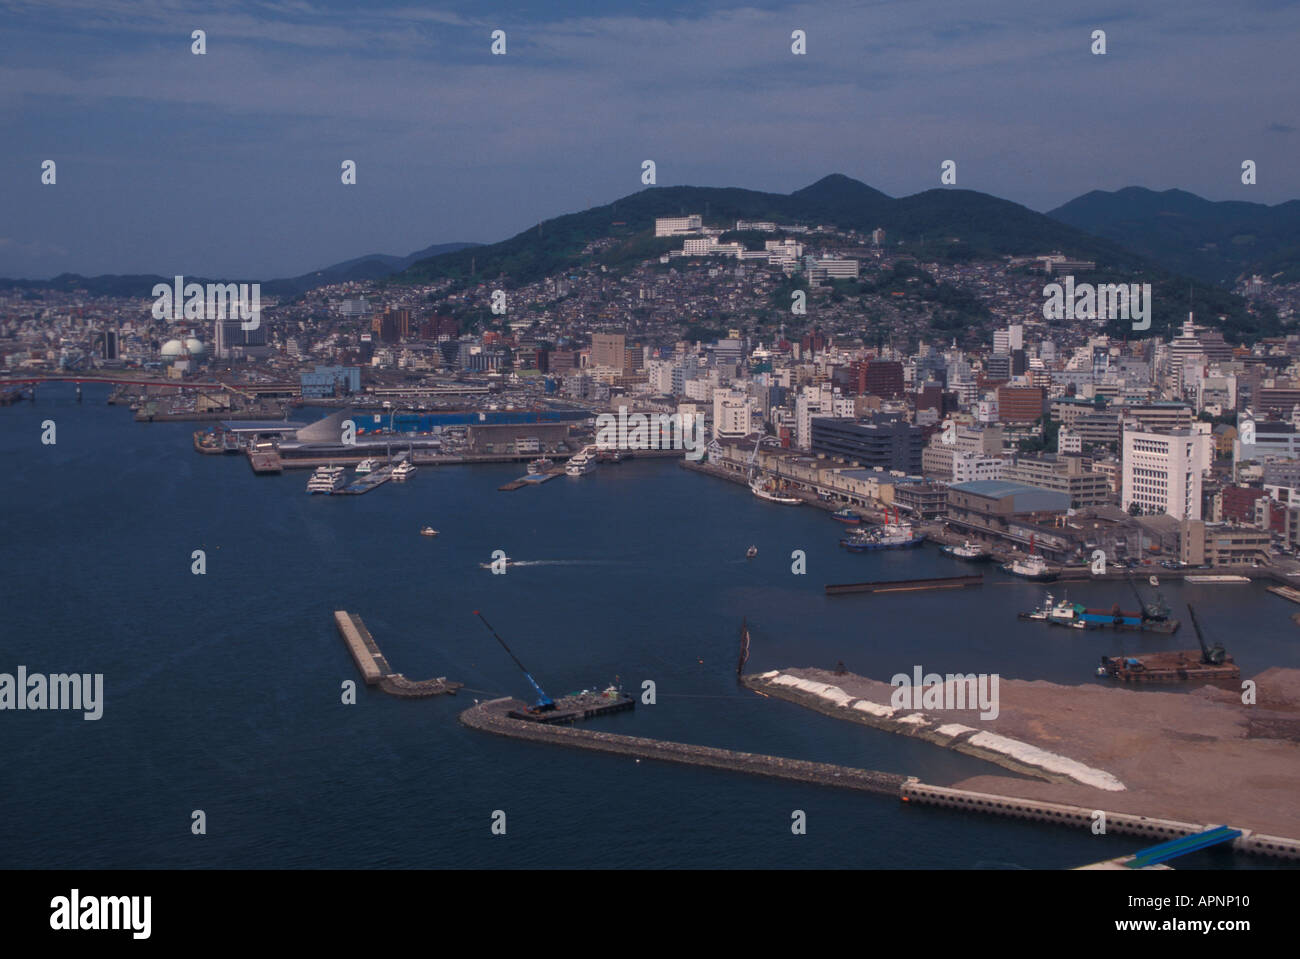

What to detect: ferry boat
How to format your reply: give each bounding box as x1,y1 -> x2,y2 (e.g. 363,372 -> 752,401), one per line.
1003,552 -> 1058,582
306,465 -> 347,494
565,450 -> 596,476
391,460 -> 417,481
527,457 -> 554,475
354,458 -> 380,474
831,508 -> 862,524
750,478 -> 802,505
941,541 -> 993,562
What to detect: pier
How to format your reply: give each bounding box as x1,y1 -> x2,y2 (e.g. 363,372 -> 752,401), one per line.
826,574 -> 984,596
498,470 -> 563,491
333,610 -> 463,697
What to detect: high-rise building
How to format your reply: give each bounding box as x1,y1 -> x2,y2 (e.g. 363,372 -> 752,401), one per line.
1122,426 -> 1212,519
712,388 -> 752,440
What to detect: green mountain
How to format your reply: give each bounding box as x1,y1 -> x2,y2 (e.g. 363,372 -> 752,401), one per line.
1048,187 -> 1300,286
398,174 -> 1151,287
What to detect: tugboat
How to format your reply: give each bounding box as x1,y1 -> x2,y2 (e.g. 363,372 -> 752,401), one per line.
831,507 -> 862,524
1002,536 -> 1057,581
941,540 -> 993,562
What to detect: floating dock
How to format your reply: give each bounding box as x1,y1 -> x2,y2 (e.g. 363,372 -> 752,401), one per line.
826,574 -> 984,595
334,462 -> 396,495
498,470 -> 563,491
332,610 -> 462,697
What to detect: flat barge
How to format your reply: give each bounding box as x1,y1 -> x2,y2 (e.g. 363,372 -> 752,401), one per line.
1098,651 -> 1239,684
508,687 -> 635,724
826,574 -> 983,596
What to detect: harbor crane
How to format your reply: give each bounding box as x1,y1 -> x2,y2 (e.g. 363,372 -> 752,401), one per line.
1186,605 -> 1228,665
474,611 -> 555,712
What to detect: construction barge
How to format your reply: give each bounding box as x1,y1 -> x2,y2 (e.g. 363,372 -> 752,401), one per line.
826,574 -> 984,596
1097,604 -> 1238,684
474,610 -> 634,725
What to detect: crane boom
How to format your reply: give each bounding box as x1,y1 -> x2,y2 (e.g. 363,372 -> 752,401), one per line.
474,611 -> 555,710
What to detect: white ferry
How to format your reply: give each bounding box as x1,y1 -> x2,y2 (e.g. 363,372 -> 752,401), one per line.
354,458 -> 380,474
306,465 -> 347,494
565,449 -> 596,476
527,457 -> 555,475
391,460 -> 417,481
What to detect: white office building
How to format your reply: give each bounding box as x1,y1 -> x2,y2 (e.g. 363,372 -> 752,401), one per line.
1122,426 -> 1212,519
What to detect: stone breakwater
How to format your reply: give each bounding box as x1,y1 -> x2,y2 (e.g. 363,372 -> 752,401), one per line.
460,697 -> 906,795
746,670 -> 1125,791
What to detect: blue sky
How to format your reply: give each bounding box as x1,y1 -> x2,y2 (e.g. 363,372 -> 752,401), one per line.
1,0 -> 1297,279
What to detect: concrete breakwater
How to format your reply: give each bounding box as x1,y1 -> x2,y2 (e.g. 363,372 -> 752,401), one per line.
460,697 -> 906,795
334,611 -> 463,697
459,698 -> 1300,861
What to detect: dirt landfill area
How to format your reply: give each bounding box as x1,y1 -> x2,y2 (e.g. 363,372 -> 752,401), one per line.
787,666 -> 1300,838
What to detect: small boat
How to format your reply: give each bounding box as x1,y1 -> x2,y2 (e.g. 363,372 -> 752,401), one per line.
420,527 -> 438,537
392,460 -> 417,481
942,541 -> 993,562
746,545 -> 758,559
831,508 -> 862,524
1002,553 -> 1057,582
478,557 -> 516,569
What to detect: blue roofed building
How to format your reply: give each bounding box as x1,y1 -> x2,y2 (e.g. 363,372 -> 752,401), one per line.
947,479 -> 1076,560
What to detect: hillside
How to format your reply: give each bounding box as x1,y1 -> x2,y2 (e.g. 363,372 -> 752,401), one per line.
398,174 -> 1150,287
1048,187 -> 1300,286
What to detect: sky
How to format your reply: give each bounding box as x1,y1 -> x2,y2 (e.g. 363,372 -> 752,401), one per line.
1,0 -> 1297,279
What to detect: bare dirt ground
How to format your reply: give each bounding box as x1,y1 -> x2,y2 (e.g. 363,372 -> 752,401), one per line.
789,666 -> 1300,838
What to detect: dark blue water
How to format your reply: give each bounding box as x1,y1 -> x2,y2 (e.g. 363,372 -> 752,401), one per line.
1,385 -> 1294,869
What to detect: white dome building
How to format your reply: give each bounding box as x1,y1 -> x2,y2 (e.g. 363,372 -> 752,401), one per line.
160,338 -> 186,359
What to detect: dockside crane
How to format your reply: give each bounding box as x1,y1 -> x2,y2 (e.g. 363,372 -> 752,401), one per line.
1186,604 -> 1228,665
474,611 -> 556,712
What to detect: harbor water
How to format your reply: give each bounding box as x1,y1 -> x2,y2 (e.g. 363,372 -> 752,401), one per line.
1,384 -> 1295,869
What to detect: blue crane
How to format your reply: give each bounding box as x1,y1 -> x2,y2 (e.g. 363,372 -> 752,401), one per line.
474,611 -> 555,712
